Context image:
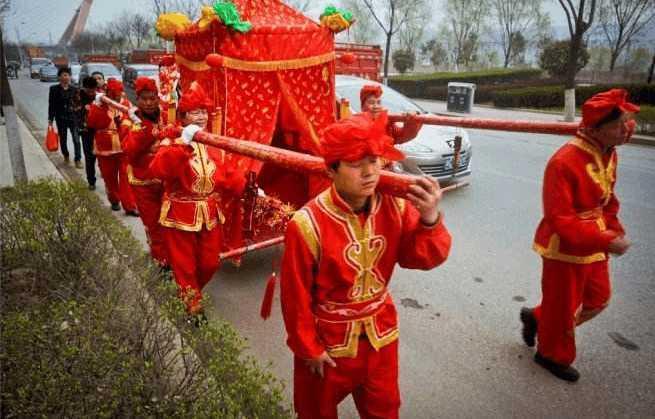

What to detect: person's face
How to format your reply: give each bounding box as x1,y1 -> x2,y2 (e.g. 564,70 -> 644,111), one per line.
329,155 -> 382,203
362,96 -> 384,116
59,72 -> 71,85
137,90 -> 160,115
590,113 -> 631,148
83,86 -> 97,96
182,108 -> 208,129
93,74 -> 105,86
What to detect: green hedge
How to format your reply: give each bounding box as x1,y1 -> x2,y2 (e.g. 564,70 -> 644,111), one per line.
389,68 -> 544,98
422,78 -> 563,103
492,84 -> 655,108
0,180 -> 291,418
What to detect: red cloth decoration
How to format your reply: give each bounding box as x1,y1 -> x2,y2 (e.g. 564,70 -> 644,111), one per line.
582,88 -> 640,128
159,55 -> 176,67
135,77 -> 158,96
177,81 -> 213,113
206,53 -> 224,68
260,272 -> 277,319
106,78 -> 124,95
360,84 -> 382,108
320,112 -> 405,165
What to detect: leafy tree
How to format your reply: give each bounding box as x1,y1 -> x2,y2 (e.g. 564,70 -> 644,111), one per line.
539,39 -> 590,79
392,48 -> 416,73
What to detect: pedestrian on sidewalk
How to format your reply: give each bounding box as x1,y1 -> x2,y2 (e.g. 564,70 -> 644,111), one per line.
278,112 -> 451,418
77,76 -> 99,189
86,78 -> 138,215
48,67 -> 81,167
521,89 -> 639,382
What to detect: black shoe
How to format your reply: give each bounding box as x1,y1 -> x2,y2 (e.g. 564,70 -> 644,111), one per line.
110,202 -> 121,211
125,209 -> 140,217
88,184 -> 96,191
186,311 -> 208,328
520,307 -> 537,347
534,353 -> 580,382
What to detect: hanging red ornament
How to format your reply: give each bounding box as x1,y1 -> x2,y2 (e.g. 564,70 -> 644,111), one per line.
340,52 -> 356,65
206,53 -> 224,68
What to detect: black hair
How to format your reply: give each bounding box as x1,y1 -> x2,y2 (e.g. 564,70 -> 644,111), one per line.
594,107 -> 623,128
82,76 -> 98,89
329,162 -> 341,171
91,71 -> 105,78
57,67 -> 71,77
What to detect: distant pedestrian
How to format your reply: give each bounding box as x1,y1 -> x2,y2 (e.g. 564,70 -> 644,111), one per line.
48,67 -> 81,167
521,89 -> 639,382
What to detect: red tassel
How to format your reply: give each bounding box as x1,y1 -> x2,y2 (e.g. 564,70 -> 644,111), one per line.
260,272 -> 277,320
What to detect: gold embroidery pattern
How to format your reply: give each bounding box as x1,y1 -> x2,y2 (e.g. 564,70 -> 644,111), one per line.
127,164 -> 161,186
570,137 -> 616,205
325,321 -> 361,358
175,51 -> 336,73
190,143 -> 216,195
158,198 -> 222,232
533,234 -> 606,264
291,209 -> 320,261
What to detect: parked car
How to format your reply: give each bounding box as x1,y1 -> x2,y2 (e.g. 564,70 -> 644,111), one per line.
30,57 -> 52,78
79,62 -> 122,84
122,64 -> 159,88
39,63 -> 59,82
70,64 -> 82,86
334,75 -> 472,183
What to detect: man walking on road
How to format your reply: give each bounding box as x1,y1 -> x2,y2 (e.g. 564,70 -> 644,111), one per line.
48,67 -> 81,167
279,112 -> 451,418
521,89 -> 639,382
77,76 -> 99,189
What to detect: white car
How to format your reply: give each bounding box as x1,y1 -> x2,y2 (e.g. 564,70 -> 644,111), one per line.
79,62 -> 123,84
335,75 -> 472,183
30,57 -> 52,79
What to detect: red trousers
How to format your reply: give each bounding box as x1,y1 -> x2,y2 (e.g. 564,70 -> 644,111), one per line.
294,338 -> 400,419
163,226 -> 222,313
97,154 -> 136,211
131,184 -> 167,265
533,258 -> 611,366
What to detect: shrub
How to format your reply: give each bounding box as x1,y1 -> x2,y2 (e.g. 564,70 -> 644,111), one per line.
538,40 -> 589,78
392,49 -> 416,74
491,84 -> 655,108
389,68 -> 544,98
0,180 -> 291,418
422,78 -> 563,103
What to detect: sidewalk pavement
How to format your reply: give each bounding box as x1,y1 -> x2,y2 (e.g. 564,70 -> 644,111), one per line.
414,99 -> 655,147
1,113 -> 62,187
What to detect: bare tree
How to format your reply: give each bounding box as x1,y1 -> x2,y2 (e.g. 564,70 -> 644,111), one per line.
150,0 -> 205,20
338,0 -> 377,44
131,14 -> 152,49
558,0 -> 598,121
104,23 -> 128,55
444,0 -> 489,71
596,0 -> 655,71
361,0 -> 430,82
397,2 -> 431,53
490,0 -> 548,68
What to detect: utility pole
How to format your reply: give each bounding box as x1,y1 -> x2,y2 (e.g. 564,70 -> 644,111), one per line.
1,26 -> 28,183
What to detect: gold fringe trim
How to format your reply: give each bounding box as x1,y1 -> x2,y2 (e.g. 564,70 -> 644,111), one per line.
175,51 -> 335,72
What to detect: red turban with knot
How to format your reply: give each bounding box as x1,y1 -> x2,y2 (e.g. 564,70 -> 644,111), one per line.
177,82 -> 213,113
135,77 -> 158,96
320,112 -> 405,166
582,88 -> 640,128
360,84 -> 383,108
105,78 -> 123,95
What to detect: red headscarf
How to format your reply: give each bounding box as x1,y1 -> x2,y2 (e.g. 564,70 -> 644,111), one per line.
134,77 -> 158,96
320,112 -> 405,166
360,84 -> 383,108
582,88 -> 640,128
177,82 -> 213,113
105,78 -> 123,96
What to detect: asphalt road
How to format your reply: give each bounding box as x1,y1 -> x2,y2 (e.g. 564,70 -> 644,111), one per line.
11,74 -> 655,418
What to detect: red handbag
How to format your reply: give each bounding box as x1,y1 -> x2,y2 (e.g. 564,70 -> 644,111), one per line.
45,125 -> 59,152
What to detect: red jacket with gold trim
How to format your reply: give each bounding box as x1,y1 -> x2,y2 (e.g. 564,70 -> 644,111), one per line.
122,111 -> 163,186
149,138 -> 246,232
86,97 -> 132,156
533,133 -> 624,264
280,186 -> 451,360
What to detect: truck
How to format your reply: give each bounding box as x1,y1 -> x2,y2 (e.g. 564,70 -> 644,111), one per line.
52,55 -> 69,69
81,54 -> 122,69
128,49 -> 168,65
335,42 -> 382,82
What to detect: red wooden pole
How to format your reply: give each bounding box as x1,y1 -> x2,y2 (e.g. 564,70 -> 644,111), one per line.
388,113 -> 579,136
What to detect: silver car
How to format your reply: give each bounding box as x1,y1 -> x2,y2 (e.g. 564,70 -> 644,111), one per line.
335,75 -> 472,184
30,57 -> 51,79
39,63 -> 59,82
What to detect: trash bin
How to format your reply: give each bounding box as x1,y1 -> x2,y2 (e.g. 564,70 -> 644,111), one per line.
447,82 -> 476,113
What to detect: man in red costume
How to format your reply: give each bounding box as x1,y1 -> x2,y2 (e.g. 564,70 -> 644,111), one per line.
520,89 -> 639,382
280,112 -> 452,418
359,84 -> 423,144
86,78 -> 138,215
150,82 -> 245,318
123,77 -> 168,266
